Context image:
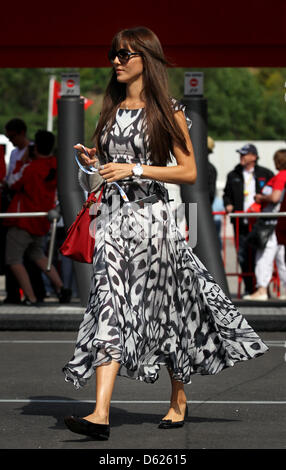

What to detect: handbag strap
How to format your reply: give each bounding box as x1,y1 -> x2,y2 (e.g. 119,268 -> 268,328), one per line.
86,185 -> 104,205
97,185 -> 104,203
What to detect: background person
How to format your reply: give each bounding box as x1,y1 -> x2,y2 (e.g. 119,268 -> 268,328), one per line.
275,183 -> 286,259
5,118 -> 30,181
207,136 -> 217,205
2,119 -> 46,304
223,144 -> 274,295
244,149 -> 286,300
207,136 -> 223,249
4,130 -> 71,305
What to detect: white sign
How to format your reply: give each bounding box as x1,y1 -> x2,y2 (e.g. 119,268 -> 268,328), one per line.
184,72 -> 204,96
61,73 -> 80,96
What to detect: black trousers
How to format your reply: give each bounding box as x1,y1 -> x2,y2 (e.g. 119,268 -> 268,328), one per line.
235,223 -> 256,294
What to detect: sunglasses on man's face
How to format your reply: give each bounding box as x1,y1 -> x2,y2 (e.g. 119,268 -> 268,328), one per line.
108,48 -> 142,65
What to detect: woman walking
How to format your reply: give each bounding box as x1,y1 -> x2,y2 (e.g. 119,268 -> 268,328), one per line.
63,26 -> 268,440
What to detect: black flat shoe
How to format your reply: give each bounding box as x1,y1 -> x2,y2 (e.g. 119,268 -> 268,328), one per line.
158,404 -> 188,429
64,415 -> 110,440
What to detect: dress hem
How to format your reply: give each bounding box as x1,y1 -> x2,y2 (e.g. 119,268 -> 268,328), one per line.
62,345 -> 268,390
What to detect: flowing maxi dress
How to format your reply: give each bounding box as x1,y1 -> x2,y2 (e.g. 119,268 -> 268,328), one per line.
63,101 -> 268,389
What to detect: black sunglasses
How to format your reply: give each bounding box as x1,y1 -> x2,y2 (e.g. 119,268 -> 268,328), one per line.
108,48 -> 142,65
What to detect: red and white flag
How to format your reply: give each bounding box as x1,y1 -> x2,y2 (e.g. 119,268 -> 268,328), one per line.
52,79 -> 61,117
82,96 -> 94,110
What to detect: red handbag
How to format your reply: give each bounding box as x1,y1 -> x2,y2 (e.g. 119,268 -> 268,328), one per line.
60,186 -> 104,263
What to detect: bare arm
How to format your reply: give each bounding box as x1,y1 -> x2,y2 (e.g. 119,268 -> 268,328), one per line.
255,190 -> 282,204
141,111 -> 197,184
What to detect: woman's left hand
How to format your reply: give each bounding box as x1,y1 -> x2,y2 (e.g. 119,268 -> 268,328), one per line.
99,162 -> 134,182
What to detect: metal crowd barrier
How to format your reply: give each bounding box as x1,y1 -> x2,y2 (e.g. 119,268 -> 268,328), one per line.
212,210 -> 286,298
1,209 -> 286,298
230,212 -> 286,218
0,209 -> 61,272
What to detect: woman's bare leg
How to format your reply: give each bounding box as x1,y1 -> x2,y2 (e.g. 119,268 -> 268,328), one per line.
161,368 -> 187,422
83,360 -> 121,425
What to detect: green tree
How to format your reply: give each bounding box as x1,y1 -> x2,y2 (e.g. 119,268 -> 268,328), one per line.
1,67 -> 286,143
205,68 -> 265,140
0,68 -> 49,139
168,67 -> 286,140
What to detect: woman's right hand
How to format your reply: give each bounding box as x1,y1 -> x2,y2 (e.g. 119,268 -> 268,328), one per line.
74,144 -> 98,167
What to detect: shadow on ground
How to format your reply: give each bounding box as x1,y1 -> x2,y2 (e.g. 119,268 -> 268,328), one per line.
18,395 -> 239,431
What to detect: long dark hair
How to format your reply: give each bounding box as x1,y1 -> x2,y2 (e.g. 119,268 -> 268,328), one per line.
274,149 -> 286,170
94,26 -> 189,166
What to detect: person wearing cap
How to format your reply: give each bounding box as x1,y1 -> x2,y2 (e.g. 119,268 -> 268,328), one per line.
223,144 -> 274,295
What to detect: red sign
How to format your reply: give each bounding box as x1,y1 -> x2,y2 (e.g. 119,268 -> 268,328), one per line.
190,78 -> 198,87
52,80 -> 94,116
66,79 -> 75,88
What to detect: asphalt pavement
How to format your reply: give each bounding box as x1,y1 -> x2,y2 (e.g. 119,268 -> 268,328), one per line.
0,330 -> 285,452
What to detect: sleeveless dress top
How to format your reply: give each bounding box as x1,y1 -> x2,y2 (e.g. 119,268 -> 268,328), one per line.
63,102 -> 268,389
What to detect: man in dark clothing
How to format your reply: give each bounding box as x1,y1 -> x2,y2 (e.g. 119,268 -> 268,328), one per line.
223,144 -> 274,295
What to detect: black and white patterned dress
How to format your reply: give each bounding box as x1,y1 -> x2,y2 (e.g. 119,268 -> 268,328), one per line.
63,102 -> 268,389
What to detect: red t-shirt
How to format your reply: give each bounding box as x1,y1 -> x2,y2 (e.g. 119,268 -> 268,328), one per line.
5,156 -> 57,236
265,170 -> 286,191
261,170 -> 286,212
276,190 -> 286,244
